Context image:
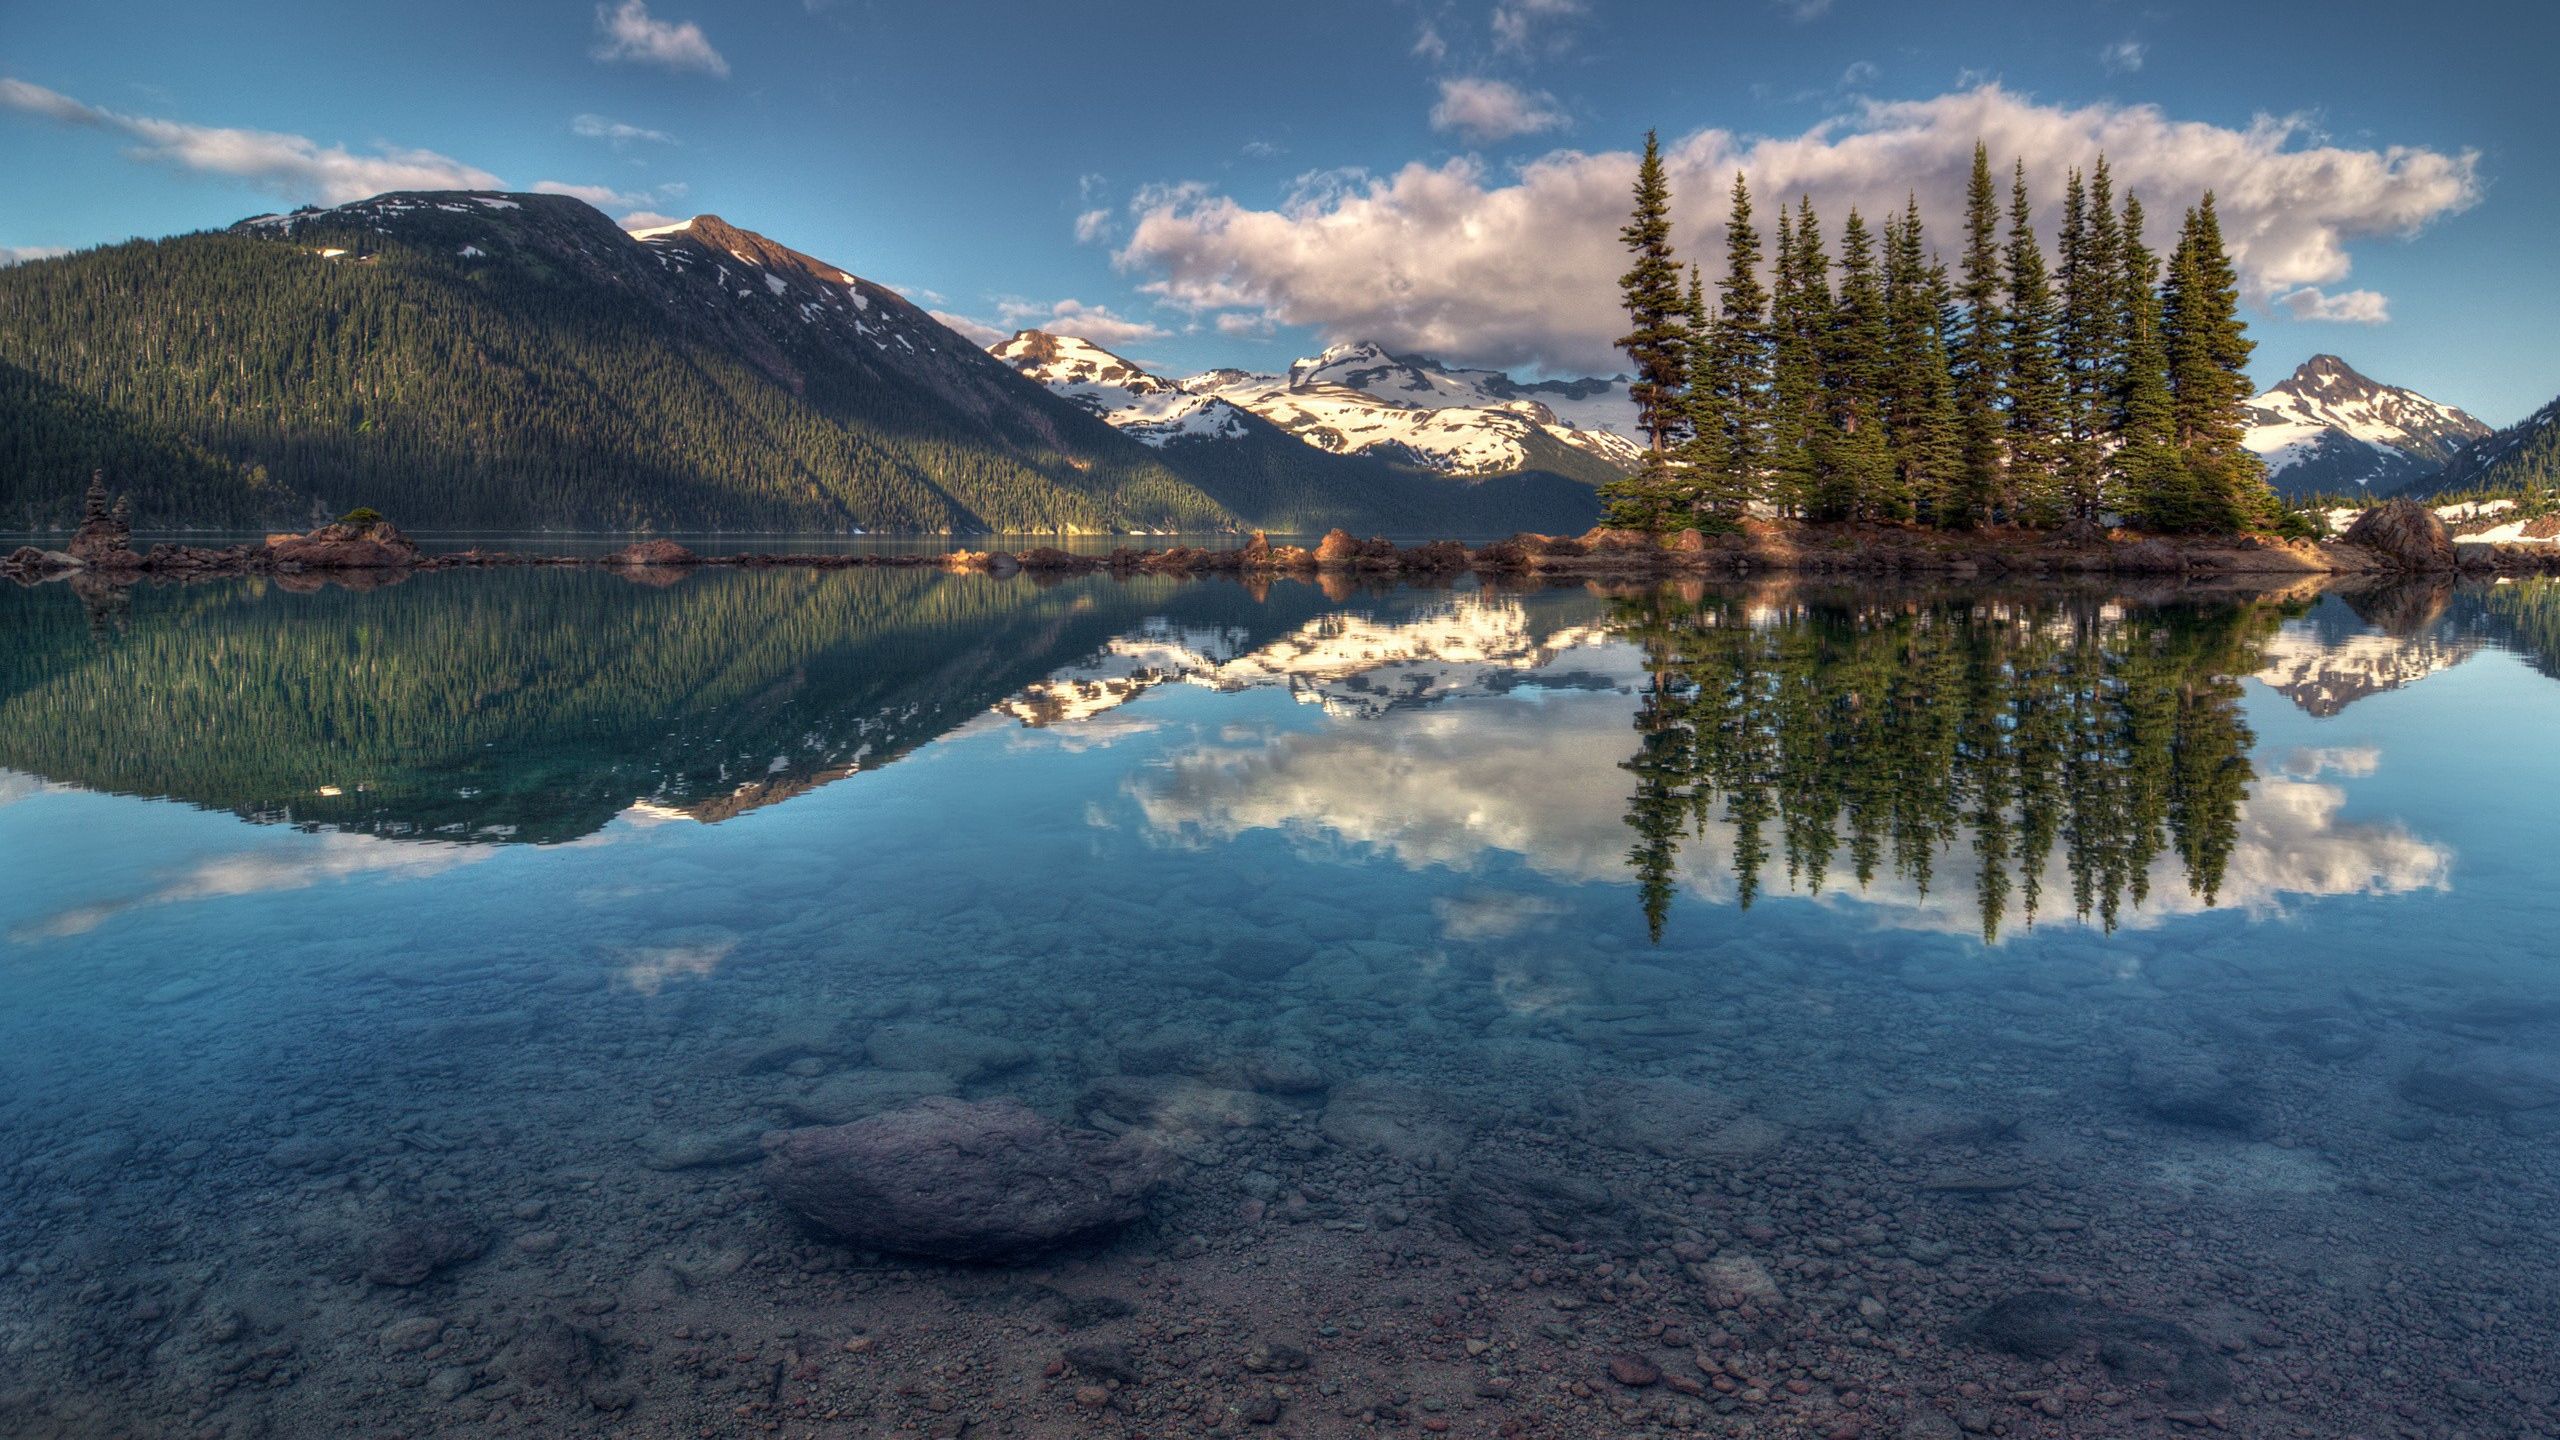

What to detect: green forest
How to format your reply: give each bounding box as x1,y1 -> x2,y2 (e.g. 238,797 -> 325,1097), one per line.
0,197 -> 1234,533
0,193 -> 1609,538
1603,138 -> 2290,538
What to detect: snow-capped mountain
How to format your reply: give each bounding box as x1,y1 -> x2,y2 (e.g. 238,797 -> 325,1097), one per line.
1190,341 -> 1645,478
990,331 -> 1640,483
2243,355 -> 2488,499
989,331 -> 1252,446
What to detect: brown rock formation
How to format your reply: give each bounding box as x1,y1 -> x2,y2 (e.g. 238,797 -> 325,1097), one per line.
2341,500 -> 2457,571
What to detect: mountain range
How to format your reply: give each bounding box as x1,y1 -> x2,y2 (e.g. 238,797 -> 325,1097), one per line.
0,192 -> 1603,536
2,187 -> 2550,533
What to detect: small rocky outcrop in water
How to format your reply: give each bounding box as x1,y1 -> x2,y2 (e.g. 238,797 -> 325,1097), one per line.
600,538 -> 698,567
2342,499 -> 2457,571
762,1096 -> 1162,1261
266,513 -> 423,569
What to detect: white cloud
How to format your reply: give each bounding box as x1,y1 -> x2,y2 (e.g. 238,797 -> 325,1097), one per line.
0,244 -> 70,266
2275,286 -> 2390,324
1412,21 -> 1449,63
2102,40 -> 2148,75
992,297 -> 1169,347
617,209 -> 689,232
592,0 -> 730,77
1117,84 -> 2480,374
1781,0 -> 1835,19
1840,60 -> 1880,90
1073,207 -> 1114,244
1429,77 -> 1570,144
929,309 -> 1011,347
1491,0 -> 1587,55
534,179 -> 654,210
0,76 -> 501,206
572,112 -> 675,145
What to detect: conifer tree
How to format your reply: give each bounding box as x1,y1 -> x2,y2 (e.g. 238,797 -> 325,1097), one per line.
1952,144 -> 2006,527
1767,199 -> 1832,517
1820,209 -> 1898,521
2055,167 -> 2112,522
1883,197 -> 1961,525
2002,162 -> 2065,526
2161,196 -> 2269,531
1603,130 -> 1691,528
1615,130 -> 1689,452
1685,172 -> 1771,523
2081,159 -> 2125,512
2113,194 -> 2183,528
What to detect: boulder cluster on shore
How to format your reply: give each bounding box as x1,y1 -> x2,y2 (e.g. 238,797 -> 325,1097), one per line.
10,478 -> 2557,587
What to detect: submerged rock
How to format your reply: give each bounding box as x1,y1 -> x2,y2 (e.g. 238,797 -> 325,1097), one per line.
1962,1292 -> 2231,1403
2399,1052 -> 2560,1116
763,1097 -> 1161,1261
1318,1079 -> 1471,1165
363,1217 -> 487,1286
1444,1155 -> 1630,1250
863,1022 -> 1031,1082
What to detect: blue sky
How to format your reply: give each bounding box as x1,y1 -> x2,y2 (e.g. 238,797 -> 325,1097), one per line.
4,0 -> 2551,422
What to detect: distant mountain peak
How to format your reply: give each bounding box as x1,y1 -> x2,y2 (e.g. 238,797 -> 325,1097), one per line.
2288,353 -> 2369,389
2243,355 -> 2488,498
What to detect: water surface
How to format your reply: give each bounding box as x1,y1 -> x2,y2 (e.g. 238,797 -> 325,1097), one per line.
3,568 -> 2556,1438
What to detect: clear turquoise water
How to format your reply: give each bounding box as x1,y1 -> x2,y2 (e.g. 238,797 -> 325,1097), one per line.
2,569 -> 2556,1438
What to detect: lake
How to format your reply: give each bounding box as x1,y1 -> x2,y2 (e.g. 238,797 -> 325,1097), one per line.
2,566 -> 2556,1438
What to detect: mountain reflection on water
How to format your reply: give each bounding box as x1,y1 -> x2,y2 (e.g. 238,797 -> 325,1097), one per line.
2,571 -> 2552,940
4,568 -> 2560,1438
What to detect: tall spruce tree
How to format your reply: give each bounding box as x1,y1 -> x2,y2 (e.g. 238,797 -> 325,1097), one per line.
1883,197 -> 1961,525
1820,209 -> 1898,521
2161,195 -> 2268,532
1603,130 -> 1690,528
2113,194 -> 2183,529
2002,162 -> 2065,526
1766,198 -> 1834,518
1686,172 -> 1771,522
1616,130 -> 1688,450
2080,159 -> 2125,515
2055,167 -> 2112,522
1952,144 -> 2007,527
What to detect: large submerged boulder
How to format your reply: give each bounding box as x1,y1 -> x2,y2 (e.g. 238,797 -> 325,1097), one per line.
2341,500 -> 2457,571
762,1097 -> 1162,1262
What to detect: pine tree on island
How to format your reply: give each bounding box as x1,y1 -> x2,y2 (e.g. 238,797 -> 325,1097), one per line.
1602,131 -> 2284,540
